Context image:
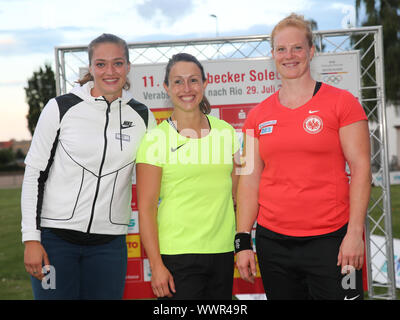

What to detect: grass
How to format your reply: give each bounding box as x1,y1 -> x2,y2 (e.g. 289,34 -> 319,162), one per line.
0,186 -> 398,300
369,185 -> 400,239
0,188 -> 33,299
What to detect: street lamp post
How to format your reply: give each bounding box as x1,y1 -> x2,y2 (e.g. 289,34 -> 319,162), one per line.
210,14 -> 219,37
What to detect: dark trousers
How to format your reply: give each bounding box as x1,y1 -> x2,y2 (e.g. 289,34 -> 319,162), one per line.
256,224 -> 363,300
31,229 -> 127,300
160,252 -> 234,300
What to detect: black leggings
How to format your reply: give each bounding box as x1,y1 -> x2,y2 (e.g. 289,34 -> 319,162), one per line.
159,252 -> 234,300
256,224 -> 363,300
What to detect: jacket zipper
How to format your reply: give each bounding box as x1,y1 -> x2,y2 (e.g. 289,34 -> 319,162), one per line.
119,100 -> 123,151
86,99 -> 111,233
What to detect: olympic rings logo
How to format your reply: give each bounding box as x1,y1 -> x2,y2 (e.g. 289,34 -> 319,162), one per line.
323,74 -> 342,84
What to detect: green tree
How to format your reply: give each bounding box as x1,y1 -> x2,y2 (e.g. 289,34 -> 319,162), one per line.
355,0 -> 400,104
308,18 -> 325,52
24,63 -> 56,136
0,148 -> 15,165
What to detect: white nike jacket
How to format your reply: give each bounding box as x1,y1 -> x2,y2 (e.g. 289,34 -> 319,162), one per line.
21,82 -> 156,242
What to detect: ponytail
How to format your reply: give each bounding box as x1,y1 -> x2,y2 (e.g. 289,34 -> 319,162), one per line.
200,96 -> 211,114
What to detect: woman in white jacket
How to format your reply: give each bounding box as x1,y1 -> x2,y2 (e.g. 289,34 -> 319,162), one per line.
21,33 -> 156,299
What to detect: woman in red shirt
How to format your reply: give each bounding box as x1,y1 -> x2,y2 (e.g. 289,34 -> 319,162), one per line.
235,13 -> 371,300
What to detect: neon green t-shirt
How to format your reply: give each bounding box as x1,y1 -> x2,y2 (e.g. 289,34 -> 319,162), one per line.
136,115 -> 239,254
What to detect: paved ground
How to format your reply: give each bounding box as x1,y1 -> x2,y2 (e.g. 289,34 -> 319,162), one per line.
0,173 -> 24,189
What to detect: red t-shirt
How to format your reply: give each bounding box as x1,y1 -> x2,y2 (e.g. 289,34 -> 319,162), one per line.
242,83 -> 368,236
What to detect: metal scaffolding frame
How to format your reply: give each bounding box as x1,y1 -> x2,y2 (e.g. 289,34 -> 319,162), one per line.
54,26 -> 396,299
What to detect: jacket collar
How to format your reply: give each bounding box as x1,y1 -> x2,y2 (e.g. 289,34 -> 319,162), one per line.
70,81 -> 134,106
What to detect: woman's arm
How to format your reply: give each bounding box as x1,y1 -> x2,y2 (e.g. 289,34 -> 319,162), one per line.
136,163 -> 175,298
235,135 -> 264,283
22,165 -> 50,280
232,150 -> 241,207
337,120 -> 371,273
22,100 -> 60,280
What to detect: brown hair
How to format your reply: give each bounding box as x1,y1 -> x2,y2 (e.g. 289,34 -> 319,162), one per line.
164,53 -> 211,114
77,33 -> 130,89
271,13 -> 314,50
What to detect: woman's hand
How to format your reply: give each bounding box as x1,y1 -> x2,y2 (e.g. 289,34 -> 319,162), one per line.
236,249 -> 257,283
151,263 -> 176,298
24,241 -> 50,280
337,232 -> 364,273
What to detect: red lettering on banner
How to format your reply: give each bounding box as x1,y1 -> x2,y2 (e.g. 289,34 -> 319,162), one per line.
207,72 -> 246,84
249,69 -> 280,82
126,235 -> 141,258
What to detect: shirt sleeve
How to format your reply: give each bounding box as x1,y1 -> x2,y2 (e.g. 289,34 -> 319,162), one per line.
242,106 -> 259,138
337,90 -> 368,127
24,98 -> 60,171
21,99 -> 61,242
147,109 -> 157,131
232,127 -> 241,155
21,165 -> 41,242
136,128 -> 165,167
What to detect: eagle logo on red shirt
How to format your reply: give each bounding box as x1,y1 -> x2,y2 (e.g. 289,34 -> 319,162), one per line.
303,115 -> 323,134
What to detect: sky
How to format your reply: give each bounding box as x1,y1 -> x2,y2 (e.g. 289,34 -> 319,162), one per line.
0,0 -> 360,142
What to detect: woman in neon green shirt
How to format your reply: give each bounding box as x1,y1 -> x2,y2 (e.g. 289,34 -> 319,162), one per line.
136,53 -> 240,299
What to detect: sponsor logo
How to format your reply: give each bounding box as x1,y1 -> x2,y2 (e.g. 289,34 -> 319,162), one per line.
171,143 -> 187,152
121,120 -> 134,128
260,126 -> 273,135
258,120 -> 277,129
126,234 -> 141,258
235,239 -> 240,249
303,115 -> 323,134
308,110 -> 319,114
344,295 -> 360,300
323,74 -> 343,85
128,211 -> 139,233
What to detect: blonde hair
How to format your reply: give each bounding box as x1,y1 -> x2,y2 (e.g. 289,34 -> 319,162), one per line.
271,13 -> 313,50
